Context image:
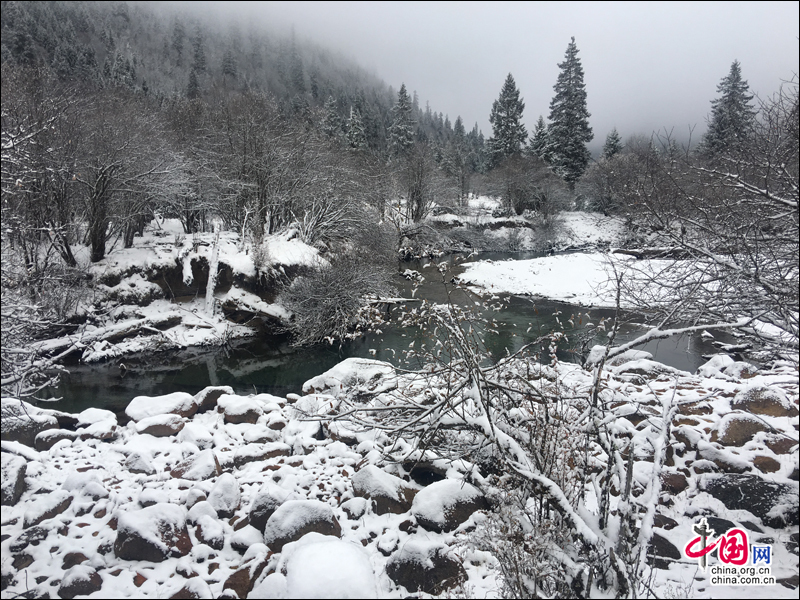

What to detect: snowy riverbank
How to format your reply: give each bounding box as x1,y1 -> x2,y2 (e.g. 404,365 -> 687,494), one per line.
2,354 -> 798,598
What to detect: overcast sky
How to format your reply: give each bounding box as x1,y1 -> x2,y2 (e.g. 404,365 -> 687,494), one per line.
194,1 -> 799,151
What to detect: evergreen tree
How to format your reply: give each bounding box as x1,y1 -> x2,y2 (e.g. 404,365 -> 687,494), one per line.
321,96 -> 342,139
547,37 -> 593,187
602,127 -> 623,159
526,115 -> 548,160
222,48 -> 237,80
488,73 -> 527,165
699,60 -> 755,157
171,21 -> 185,63
192,30 -> 206,73
346,106 -> 367,150
389,83 -> 415,156
187,69 -> 200,99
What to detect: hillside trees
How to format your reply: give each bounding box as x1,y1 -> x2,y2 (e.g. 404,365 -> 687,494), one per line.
546,37 -> 593,188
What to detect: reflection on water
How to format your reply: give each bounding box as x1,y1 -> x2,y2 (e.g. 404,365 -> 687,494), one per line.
44,253 -> 736,415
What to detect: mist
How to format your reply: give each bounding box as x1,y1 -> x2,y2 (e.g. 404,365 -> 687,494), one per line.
174,1 -> 799,153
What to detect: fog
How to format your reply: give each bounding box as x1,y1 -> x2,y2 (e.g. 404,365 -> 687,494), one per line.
179,1 -> 799,151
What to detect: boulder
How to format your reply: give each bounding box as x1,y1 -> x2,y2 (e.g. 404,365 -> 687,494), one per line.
23,491 -> 73,528
385,539 -> 465,595
723,361 -> 759,379
1,398 -> 58,447
702,474 -> 799,528
169,577 -> 213,599
712,413 -> 768,446
114,503 -> 191,562
223,547 -> 270,599
282,534 -> 377,598
732,385 -> 798,417
170,450 -> 221,481
753,455 -> 781,474
647,532 -> 682,569
135,414 -> 185,437
57,565 -> 102,599
263,500 -> 341,552
193,386 -> 234,413
207,473 -> 240,518
302,358 -> 396,399
352,465 -> 416,515
411,479 -> 486,533
249,490 -> 283,532
125,452 -> 156,475
218,395 -> 263,425
34,429 -> 79,451
195,514 -> 224,551
126,391 -> 197,422
1,453 -> 27,506
233,443 -> 291,469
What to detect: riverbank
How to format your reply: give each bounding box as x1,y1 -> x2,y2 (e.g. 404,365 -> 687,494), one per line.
2,353 -> 798,598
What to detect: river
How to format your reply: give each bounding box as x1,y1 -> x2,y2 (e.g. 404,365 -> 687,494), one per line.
43,252 -> 735,416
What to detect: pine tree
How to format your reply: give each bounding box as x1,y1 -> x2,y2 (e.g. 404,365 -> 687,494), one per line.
602,128 -> 623,159
389,84 -> 415,156
192,30 -> 206,73
547,37 -> 593,187
187,69 -> 200,99
222,48 -> 237,80
526,115 -> 548,160
346,106 -> 367,150
321,96 -> 342,139
488,73 -> 527,164
699,60 -> 755,157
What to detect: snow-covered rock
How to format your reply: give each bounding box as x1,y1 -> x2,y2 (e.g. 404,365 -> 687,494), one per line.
114,503 -> 191,562
302,358 -> 396,399
352,465 -> 416,515
263,500 -> 341,552
207,472 -> 241,518
385,538 -> 466,595
1,453 -> 27,506
135,413 -> 185,437
170,449 -> 221,481
282,533 -> 378,598
125,391 -> 198,422
411,479 -> 486,533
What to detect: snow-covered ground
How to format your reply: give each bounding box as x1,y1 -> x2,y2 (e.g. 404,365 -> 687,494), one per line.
2,354 -> 797,599
458,252 -> 636,307
34,220 -> 321,364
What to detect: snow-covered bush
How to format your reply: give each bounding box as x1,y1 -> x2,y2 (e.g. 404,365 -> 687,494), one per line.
330,274 -> 670,597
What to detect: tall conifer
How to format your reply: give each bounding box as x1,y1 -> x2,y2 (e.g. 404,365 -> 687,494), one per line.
488,73 -> 527,164
547,37 -> 593,187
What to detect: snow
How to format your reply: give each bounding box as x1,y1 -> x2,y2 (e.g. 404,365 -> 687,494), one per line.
282,534 -> 378,599
459,252 -> 623,306
411,479 -> 482,528
302,357 -> 396,397
263,230 -> 323,267
207,472 -> 240,517
263,499 -> 336,544
2,346 -> 797,599
125,391 -> 196,421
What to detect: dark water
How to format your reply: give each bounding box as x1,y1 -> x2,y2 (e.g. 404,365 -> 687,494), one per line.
41,252 -> 733,415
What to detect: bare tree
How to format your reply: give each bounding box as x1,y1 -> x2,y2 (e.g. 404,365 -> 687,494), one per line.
326,276 -> 668,597
611,81 -> 798,353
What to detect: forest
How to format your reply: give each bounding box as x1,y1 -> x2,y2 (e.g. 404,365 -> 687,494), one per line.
1,2 -> 798,599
